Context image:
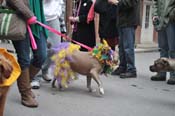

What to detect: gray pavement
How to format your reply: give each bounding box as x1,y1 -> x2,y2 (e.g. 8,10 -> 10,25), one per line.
1,42 -> 175,116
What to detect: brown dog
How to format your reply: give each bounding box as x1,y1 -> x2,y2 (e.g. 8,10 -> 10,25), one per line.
150,57 -> 175,72
0,48 -> 21,116
51,42 -> 116,95
0,55 -> 13,116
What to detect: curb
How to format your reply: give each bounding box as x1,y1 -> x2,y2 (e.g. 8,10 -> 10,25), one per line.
135,48 -> 159,53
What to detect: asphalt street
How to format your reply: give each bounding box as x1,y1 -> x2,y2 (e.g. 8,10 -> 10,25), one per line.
3,48 -> 175,116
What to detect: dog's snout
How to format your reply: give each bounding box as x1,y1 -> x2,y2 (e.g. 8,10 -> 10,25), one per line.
150,65 -> 156,72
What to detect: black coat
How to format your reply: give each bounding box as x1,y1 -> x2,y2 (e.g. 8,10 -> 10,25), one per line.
117,0 -> 141,27
72,0 -> 95,51
94,0 -> 118,38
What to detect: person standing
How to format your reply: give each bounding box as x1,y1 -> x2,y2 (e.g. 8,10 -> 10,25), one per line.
30,0 -> 64,89
5,0 -> 47,107
94,0 -> 118,51
150,0 -> 175,85
69,0 -> 96,51
108,0 -> 140,78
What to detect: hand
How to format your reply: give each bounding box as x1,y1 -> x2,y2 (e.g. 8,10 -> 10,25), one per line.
69,16 -> 79,22
152,16 -> 159,21
27,16 -> 37,24
108,0 -> 119,5
152,16 -> 159,26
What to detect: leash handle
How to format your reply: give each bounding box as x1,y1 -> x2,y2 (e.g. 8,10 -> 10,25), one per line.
27,25 -> 37,50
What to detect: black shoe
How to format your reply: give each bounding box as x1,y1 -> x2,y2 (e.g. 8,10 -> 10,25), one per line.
167,78 -> 175,85
150,74 -> 166,81
120,72 -> 137,78
111,68 -> 126,75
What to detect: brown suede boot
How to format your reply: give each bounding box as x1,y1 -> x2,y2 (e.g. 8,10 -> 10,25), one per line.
17,68 -> 38,108
29,65 -> 40,81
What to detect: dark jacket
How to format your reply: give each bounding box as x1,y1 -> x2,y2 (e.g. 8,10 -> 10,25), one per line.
152,0 -> 175,31
94,0 -> 118,38
117,0 -> 140,27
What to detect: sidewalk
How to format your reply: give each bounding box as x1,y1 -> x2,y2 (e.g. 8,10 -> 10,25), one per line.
0,42 -> 159,53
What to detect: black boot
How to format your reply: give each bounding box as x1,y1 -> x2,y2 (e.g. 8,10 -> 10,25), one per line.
120,72 -> 137,78
167,78 -> 175,85
150,73 -> 166,81
111,67 -> 126,75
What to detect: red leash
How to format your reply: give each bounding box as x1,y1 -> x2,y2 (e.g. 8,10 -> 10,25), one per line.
27,21 -> 93,51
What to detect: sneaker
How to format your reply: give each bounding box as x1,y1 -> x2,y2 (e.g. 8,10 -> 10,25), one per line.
120,72 -> 137,78
42,74 -> 52,82
111,67 -> 126,75
167,78 -> 175,85
150,73 -> 166,81
31,80 -> 40,89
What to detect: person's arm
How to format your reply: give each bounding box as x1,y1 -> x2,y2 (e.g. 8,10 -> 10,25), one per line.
6,0 -> 34,20
94,13 -> 101,43
168,1 -> 175,20
152,0 -> 159,18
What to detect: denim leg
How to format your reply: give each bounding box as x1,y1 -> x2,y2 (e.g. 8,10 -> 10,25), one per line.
157,26 -> 169,77
12,35 -> 31,70
31,32 -> 47,69
166,22 -> 175,78
121,27 -> 136,73
118,29 -> 127,70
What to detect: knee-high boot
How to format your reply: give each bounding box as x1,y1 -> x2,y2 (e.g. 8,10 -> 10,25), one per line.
29,65 -> 40,81
17,68 -> 38,107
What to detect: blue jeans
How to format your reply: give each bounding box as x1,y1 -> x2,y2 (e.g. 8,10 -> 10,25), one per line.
118,27 -> 136,73
12,32 -> 47,70
158,22 -> 175,78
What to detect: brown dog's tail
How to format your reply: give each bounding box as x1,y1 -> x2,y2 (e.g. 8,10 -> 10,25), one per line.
51,42 -> 80,88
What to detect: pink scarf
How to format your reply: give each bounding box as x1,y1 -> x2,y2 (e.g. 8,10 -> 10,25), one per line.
87,0 -> 96,24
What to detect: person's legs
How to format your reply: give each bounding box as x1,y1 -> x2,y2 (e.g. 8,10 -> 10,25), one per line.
151,29 -> 168,81
41,49 -> 54,82
111,28 -> 126,75
166,22 -> 175,84
120,27 -> 137,78
30,31 -> 47,89
41,19 -> 61,82
12,37 -> 38,107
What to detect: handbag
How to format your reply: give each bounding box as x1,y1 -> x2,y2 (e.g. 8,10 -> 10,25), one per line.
0,7 -> 26,40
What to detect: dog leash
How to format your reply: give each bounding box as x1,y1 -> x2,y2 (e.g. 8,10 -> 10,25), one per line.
27,21 -> 93,51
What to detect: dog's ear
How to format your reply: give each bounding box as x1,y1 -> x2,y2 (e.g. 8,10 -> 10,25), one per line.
162,58 -> 169,66
0,57 -> 13,83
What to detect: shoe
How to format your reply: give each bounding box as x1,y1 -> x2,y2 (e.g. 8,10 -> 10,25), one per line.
167,78 -> 175,85
120,72 -> 137,78
150,73 -> 166,81
42,74 -> 52,82
111,67 -> 126,75
31,80 -> 40,89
